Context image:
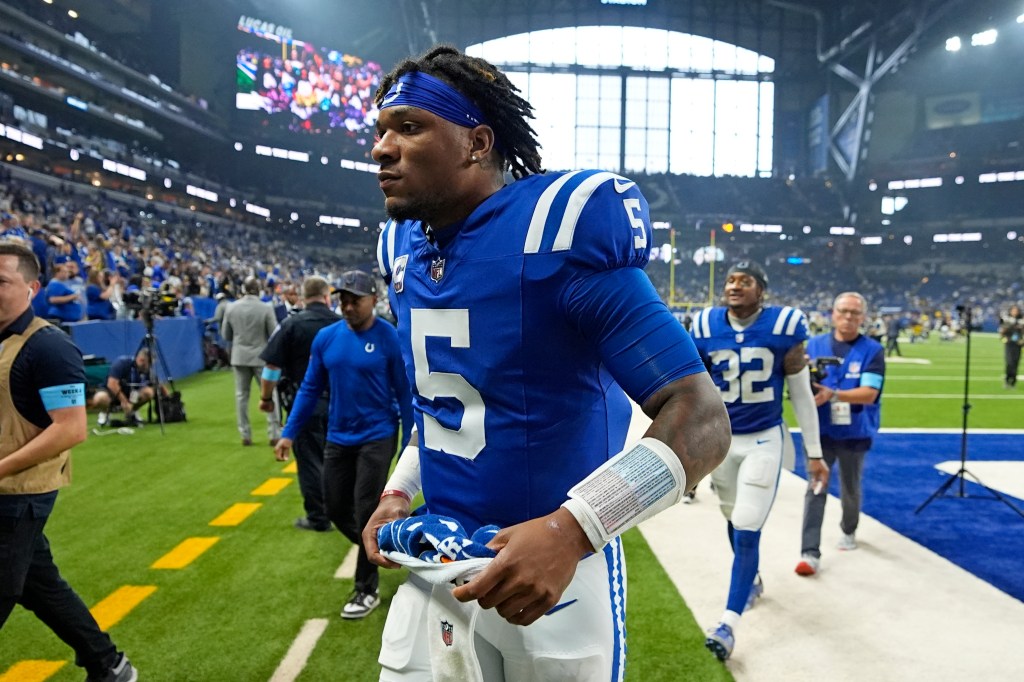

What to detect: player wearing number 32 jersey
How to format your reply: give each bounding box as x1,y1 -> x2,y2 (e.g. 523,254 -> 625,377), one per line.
690,261 -> 826,663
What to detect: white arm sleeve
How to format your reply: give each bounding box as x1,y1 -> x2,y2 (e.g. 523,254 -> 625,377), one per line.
786,366 -> 823,459
384,429 -> 421,499
561,437 -> 687,551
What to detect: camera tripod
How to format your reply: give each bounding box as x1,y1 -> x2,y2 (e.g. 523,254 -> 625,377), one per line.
915,307 -> 1024,518
133,311 -> 177,436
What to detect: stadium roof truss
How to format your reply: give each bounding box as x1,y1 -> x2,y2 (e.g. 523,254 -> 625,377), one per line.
770,0 -> 961,186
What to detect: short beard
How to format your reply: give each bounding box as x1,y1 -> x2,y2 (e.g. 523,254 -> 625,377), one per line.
384,194 -> 444,225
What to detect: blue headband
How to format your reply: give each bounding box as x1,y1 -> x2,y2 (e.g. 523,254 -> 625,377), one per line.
379,71 -> 487,129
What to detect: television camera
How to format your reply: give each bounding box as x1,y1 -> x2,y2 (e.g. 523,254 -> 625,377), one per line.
123,287 -> 180,320
809,356 -> 842,391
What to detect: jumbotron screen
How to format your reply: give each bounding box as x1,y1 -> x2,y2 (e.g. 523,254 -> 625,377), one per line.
235,21 -> 382,155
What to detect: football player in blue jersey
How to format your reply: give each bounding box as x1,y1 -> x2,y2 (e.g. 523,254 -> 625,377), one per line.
359,45 -> 731,680
689,261 -> 829,662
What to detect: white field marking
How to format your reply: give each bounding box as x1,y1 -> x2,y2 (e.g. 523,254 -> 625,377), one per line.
881,393 -> 1023,400
334,546 -> 357,579
884,357 -> 932,364
268,618 -> 329,682
884,375 -> 1019,381
790,427 -> 1024,435
625,401 -> 1024,682
933,461 -> 1024,502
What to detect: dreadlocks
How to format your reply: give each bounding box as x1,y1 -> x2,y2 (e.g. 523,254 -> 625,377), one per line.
375,45 -> 543,179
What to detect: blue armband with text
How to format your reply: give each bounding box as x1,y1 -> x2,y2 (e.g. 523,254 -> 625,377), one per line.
39,383 -> 86,410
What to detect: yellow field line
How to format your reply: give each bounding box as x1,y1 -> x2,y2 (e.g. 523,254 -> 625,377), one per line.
209,502 -> 262,526
0,661 -> 66,682
151,537 -> 220,569
90,584 -> 158,631
281,461 -> 298,474
251,477 -> 293,496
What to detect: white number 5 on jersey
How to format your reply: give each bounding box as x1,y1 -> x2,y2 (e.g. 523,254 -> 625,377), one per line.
410,308 -> 486,459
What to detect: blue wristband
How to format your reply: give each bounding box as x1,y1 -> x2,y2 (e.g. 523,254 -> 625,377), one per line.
261,367 -> 282,381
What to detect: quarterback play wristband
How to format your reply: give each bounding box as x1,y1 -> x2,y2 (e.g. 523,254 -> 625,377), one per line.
383,444 -> 421,501
562,437 -> 687,551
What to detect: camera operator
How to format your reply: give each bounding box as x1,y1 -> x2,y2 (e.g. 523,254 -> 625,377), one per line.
91,348 -> 165,427
796,292 -> 885,578
1000,304 -> 1024,389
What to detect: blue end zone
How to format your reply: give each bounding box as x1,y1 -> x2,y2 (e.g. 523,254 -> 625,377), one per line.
793,432 -> 1024,602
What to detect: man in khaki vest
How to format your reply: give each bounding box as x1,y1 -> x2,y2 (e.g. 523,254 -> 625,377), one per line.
0,242 -> 136,681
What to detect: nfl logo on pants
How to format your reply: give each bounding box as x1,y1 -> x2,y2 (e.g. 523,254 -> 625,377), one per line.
441,620 -> 454,647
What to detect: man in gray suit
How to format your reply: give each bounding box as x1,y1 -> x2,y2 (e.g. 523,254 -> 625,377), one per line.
222,276 -> 280,446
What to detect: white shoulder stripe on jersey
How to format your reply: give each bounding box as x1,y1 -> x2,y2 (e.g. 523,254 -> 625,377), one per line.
773,306 -> 794,335
786,308 -> 805,336
524,171 -> 583,254
377,219 -> 398,277
552,171 -> 622,252
376,220 -> 389,277
694,308 -> 711,339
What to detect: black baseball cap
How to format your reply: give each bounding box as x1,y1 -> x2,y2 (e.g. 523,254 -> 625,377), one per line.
726,260 -> 768,290
336,270 -> 377,297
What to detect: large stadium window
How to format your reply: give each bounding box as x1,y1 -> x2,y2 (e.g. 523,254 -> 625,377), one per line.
467,26 -> 775,177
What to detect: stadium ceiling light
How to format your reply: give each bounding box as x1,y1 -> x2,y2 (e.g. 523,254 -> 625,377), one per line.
1018,13 -> 1024,23
946,36 -> 962,51
971,29 -> 997,46
68,9 -> 78,18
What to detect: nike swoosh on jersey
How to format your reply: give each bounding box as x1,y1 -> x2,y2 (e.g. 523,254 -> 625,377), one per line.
613,178 -> 636,194
756,439 -> 771,444
544,599 -> 578,616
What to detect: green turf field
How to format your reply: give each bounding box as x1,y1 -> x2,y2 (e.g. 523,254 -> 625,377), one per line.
783,332 -> 1021,428
1,333 -> 1019,681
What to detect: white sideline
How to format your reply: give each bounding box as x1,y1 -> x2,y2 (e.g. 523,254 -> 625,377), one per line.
268,618 -> 329,682
334,546 -> 357,579
628,403 -> 1024,681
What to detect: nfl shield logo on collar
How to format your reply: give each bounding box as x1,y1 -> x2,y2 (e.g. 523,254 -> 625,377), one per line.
441,620 -> 454,647
430,257 -> 445,283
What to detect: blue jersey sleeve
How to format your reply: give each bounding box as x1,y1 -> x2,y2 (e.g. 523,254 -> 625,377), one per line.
528,171 -> 651,274
386,328 -> 414,451
563,267 -> 705,404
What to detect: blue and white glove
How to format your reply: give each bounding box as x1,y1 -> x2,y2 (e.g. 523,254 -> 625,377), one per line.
378,514 -> 500,585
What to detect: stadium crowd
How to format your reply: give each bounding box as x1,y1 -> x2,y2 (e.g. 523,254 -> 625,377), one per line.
0,170 -> 380,326
2,164 -> 1020,336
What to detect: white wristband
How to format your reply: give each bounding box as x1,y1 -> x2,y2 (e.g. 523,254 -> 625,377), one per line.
383,444 -> 421,501
561,437 -> 687,552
